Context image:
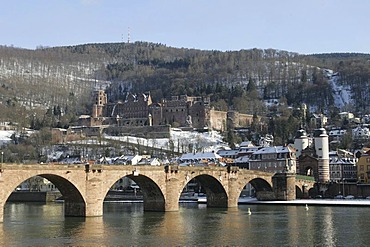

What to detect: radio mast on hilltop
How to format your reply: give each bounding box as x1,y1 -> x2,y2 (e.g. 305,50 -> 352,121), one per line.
121,27 -> 131,43
127,27 -> 131,43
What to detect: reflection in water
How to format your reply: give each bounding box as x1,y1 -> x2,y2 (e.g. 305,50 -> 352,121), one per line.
3,202 -> 370,246
3,202 -> 66,246
287,206 -> 299,246
66,217 -> 106,246
151,211 -> 184,245
322,207 -> 336,247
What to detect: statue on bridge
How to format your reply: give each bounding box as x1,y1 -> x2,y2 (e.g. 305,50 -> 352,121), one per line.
185,115 -> 193,127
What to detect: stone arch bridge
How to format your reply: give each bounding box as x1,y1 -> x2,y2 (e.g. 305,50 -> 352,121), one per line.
0,163 -> 315,222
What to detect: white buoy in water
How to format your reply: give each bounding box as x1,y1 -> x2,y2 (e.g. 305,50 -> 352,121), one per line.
248,208 -> 252,215
305,204 -> 309,210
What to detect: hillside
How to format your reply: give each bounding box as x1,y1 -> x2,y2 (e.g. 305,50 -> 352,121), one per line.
0,42 -> 369,130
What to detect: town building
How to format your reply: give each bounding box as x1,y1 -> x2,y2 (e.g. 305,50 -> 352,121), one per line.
113,155 -> 143,165
357,150 -> 370,183
329,150 -> 357,183
249,146 -> 296,173
328,128 -> 347,144
352,126 -> 370,141
216,149 -> 239,160
216,141 -> 259,168
177,152 -> 223,166
234,156 -> 250,169
310,113 -> 328,128
339,112 -> 354,121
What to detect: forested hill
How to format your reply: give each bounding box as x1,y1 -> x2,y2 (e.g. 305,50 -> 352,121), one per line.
0,42 -> 369,128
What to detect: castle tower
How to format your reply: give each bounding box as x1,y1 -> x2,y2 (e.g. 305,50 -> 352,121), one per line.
314,128 -> 330,183
92,90 -> 107,118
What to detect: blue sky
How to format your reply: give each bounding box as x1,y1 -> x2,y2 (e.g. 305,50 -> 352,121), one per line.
1,0 -> 370,54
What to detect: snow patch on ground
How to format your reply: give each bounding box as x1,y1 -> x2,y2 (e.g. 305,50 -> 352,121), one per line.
104,129 -> 228,153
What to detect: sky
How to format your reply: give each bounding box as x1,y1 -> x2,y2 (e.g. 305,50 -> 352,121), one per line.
1,0 -> 370,54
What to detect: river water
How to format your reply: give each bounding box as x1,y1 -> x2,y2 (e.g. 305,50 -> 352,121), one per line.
1,202 -> 370,246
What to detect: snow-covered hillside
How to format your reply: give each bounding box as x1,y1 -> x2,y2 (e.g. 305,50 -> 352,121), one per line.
325,69 -> 353,110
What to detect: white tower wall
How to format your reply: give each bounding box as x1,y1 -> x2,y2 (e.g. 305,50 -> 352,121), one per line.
293,130 -> 309,158
294,137 -> 309,158
314,128 -> 330,183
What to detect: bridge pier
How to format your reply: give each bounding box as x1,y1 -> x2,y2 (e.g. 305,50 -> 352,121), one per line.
0,202 -> 3,223
143,196 -> 166,211
273,172 -> 296,200
227,179 -> 240,208
207,193 -> 228,208
163,177 -> 182,212
65,201 -> 86,217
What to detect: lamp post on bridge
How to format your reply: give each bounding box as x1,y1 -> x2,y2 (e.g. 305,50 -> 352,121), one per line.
0,151 -> 3,175
342,178 -> 345,197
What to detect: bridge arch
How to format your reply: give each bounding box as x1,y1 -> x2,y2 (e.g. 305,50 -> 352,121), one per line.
295,179 -> 316,199
126,174 -> 165,211
40,174 -> 86,216
296,185 -> 303,198
185,174 -> 228,208
232,177 -> 273,203
249,178 -> 273,192
0,173 -> 86,220
101,171 -> 167,212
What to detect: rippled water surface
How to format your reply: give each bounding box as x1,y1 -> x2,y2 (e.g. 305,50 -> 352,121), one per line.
2,202 -> 370,246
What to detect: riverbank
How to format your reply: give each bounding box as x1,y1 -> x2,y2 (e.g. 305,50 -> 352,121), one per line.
239,197 -> 370,207
7,191 -> 62,202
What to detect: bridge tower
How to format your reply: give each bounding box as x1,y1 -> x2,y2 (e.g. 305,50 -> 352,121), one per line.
294,129 -> 309,158
314,128 -> 330,183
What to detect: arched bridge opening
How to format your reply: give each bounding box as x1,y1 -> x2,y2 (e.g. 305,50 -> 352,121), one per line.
127,174 -> 165,211
295,177 -> 316,199
2,174 -> 86,220
40,174 -> 86,216
105,174 -> 165,212
248,178 -> 273,201
237,178 -> 273,201
185,174 -> 228,208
